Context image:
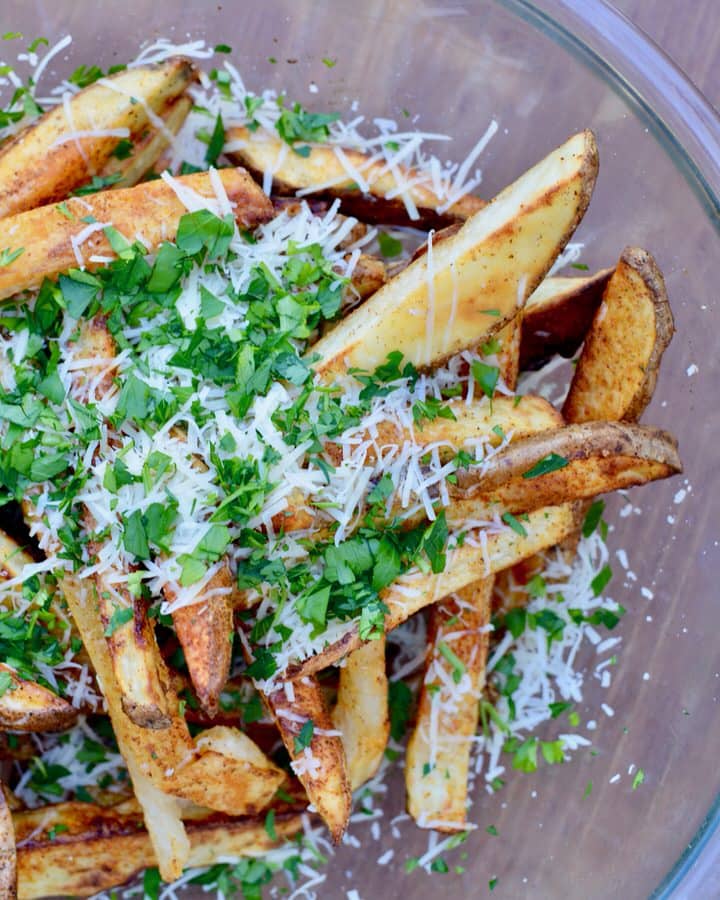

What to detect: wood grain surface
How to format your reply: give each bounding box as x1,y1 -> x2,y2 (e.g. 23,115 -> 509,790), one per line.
614,0 -> 720,110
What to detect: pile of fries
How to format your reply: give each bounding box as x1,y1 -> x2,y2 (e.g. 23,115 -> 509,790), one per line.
0,54 -> 681,899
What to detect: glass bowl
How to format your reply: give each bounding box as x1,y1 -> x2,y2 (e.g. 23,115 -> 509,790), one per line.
5,0 -> 719,897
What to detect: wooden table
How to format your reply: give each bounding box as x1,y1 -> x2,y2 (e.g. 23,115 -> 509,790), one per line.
614,0 -> 720,111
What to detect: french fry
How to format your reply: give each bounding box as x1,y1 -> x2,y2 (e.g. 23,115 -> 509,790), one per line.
405,578 -> 493,830
60,572 -> 286,869
0,59 -> 198,218
520,268 -> 614,369
97,94 -> 193,189
308,130 -> 598,379
0,784 -> 16,900
563,247 -> 674,424
407,308 -> 522,830
286,503 -> 576,679
0,663 -> 77,733
0,168 -> 273,301
225,125 -> 485,228
262,674 -> 351,842
324,394 -> 563,468
14,797 -> 303,899
332,637 -> 389,791
449,422 -> 681,525
164,562 -> 235,718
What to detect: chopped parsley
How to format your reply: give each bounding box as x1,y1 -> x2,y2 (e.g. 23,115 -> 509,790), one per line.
522,452 -> 569,479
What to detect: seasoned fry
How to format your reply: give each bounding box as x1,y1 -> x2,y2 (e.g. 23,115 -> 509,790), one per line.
165,562 -> 235,717
286,503 -> 576,678
98,94 -> 193,188
405,578 -> 493,830
324,394 -> 563,468
0,59 -> 197,218
332,637 -> 389,790
0,168 -> 273,301
263,675 -> 351,842
225,125 -> 485,227
342,254 -> 387,312
60,574 -> 286,850
520,268 -> 614,369
563,247 -> 674,424
450,422 -> 681,524
14,798 -> 303,899
0,784 -> 16,899
0,663 -> 77,733
309,130 -> 599,379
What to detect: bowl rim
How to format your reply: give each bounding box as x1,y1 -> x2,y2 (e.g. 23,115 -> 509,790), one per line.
501,0 -> 720,894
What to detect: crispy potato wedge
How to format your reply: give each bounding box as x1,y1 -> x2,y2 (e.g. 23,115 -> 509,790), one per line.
563,247 -> 674,424
0,168 -> 272,302
0,784 -> 15,900
332,636 -> 389,791
59,574 -> 286,850
166,562 -> 235,718
0,59 -> 197,218
263,675 -> 351,842
225,125 -> 485,228
520,268 -> 614,369
450,422 -> 681,525
286,503 -> 576,678
309,130 -> 598,379
14,798 -> 303,899
0,663 -> 77,733
97,94 -> 192,189
325,394 -> 563,468
406,578 -> 493,830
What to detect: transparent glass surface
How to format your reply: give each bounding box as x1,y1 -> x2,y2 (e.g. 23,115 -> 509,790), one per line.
4,0 -> 719,896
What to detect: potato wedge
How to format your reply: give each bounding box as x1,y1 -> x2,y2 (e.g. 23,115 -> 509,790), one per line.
165,562 -> 235,718
225,125 -> 485,227
309,130 -> 598,379
262,675 -> 351,842
0,168 -> 273,302
342,254 -> 387,311
0,59 -> 197,218
286,503 -> 576,678
0,663 -> 77,733
405,578 -> 493,830
325,394 -> 563,468
59,574 -> 286,838
14,798 -> 303,900
563,247 -> 674,423
0,785 -> 15,900
332,636 -> 389,791
520,268 -> 614,369
450,422 -> 681,524
97,94 -> 193,189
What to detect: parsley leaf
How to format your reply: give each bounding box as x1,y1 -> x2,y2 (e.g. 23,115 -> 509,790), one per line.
522,452 -> 569,479
294,719 -> 314,754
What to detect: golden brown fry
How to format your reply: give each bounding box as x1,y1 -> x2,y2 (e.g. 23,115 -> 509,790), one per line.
0,784 -> 16,899
332,637 -> 389,791
405,578 -> 492,830
563,247 -> 674,424
14,797 -> 303,899
286,503 -> 576,679
98,94 -> 192,188
324,394 -> 563,468
60,573 -> 286,870
0,663 -> 77,733
263,675 -> 351,842
520,268 -> 614,369
449,422 -> 681,525
225,125 -> 485,228
341,254 -> 387,313
308,130 -> 598,379
165,562 -> 235,718
0,168 -> 273,302
0,59 -> 198,218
